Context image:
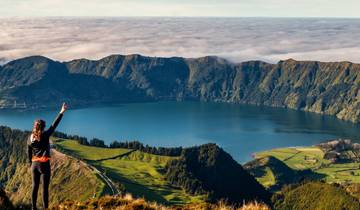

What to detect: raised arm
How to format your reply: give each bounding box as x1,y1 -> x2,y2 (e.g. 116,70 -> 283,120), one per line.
46,103 -> 68,135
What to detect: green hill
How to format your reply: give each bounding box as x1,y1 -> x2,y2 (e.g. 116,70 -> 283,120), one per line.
0,126 -> 108,207
244,155 -> 327,191
165,143 -> 272,205
272,182 -> 360,210
54,139 -> 272,206
254,146 -> 360,185
54,139 -> 204,205
244,156 -> 299,190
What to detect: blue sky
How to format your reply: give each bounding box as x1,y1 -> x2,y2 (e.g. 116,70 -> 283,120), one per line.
1,0 -> 360,17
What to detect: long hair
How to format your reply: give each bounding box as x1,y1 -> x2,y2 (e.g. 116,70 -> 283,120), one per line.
32,119 -> 45,141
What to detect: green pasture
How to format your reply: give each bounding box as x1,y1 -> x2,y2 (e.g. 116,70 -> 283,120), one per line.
255,146 -> 360,185
53,138 -> 131,160
54,138 -> 205,205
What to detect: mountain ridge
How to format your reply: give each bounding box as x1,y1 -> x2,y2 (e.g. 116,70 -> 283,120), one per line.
0,54 -> 359,122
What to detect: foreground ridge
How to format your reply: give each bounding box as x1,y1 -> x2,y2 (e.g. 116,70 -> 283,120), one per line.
51,194 -> 270,210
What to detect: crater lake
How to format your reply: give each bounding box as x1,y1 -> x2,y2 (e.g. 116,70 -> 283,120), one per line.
0,101 -> 359,162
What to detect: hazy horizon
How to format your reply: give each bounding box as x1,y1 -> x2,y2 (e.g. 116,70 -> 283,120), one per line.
1,0 -> 360,18
1,17 -> 360,64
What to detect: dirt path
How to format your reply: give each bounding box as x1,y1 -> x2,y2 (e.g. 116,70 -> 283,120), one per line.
87,164 -> 121,196
283,150 -> 302,161
84,150 -> 138,195
53,149 -> 121,196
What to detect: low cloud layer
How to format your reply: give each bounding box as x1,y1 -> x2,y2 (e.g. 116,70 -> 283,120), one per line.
1,17 -> 360,64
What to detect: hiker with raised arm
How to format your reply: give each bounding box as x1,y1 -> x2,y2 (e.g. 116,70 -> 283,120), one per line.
28,103 -> 68,210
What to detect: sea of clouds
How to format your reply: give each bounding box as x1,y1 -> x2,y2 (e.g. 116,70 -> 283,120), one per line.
1,17 -> 360,64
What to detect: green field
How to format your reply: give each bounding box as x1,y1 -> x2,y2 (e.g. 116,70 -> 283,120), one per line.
255,146 -> 360,184
54,139 -> 131,160
256,164 -> 276,188
54,138 -> 205,205
98,151 -> 204,204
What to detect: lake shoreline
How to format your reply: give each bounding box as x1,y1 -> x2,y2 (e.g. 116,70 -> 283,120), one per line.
1,101 -> 359,162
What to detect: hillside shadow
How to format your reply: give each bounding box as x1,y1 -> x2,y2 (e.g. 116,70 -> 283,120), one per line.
268,169 -> 327,192
98,165 -> 171,204
246,156 -> 328,192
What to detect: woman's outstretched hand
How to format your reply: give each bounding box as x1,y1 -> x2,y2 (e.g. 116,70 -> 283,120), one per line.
60,103 -> 68,114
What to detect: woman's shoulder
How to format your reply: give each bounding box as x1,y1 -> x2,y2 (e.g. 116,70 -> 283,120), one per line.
27,134 -> 34,145
30,133 -> 37,142
28,133 -> 43,145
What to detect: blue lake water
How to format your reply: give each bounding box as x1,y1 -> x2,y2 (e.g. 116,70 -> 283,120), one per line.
0,102 -> 359,163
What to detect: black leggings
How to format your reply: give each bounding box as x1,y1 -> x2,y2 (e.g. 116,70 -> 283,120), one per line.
31,161 -> 51,210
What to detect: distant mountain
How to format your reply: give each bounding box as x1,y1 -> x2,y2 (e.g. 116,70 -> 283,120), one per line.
0,55 -> 359,123
244,156 -> 299,190
244,156 -> 323,191
165,143 -> 272,205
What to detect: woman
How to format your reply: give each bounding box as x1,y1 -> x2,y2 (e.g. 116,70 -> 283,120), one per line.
27,103 -> 68,210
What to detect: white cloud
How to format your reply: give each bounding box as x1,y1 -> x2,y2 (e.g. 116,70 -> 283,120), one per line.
1,0 -> 360,17
0,17 -> 360,64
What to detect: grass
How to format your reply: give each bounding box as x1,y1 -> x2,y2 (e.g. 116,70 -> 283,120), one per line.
5,150 -> 108,207
99,152 -> 204,205
54,139 -> 205,205
257,167 -> 276,188
51,194 -> 270,210
255,146 -> 360,185
53,138 -> 131,160
273,182 -> 360,210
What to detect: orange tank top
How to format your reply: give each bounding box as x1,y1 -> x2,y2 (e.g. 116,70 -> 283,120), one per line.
32,156 -> 50,162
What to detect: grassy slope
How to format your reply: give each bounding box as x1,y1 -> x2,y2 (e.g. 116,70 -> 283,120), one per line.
54,139 -> 131,160
51,195 -> 270,210
244,156 -> 296,189
257,167 -> 276,188
54,139 -> 204,205
273,182 -> 360,210
0,126 -> 108,208
255,146 -> 360,185
5,150 -> 108,207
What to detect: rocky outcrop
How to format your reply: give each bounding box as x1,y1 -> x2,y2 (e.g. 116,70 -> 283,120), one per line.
0,55 -> 359,122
